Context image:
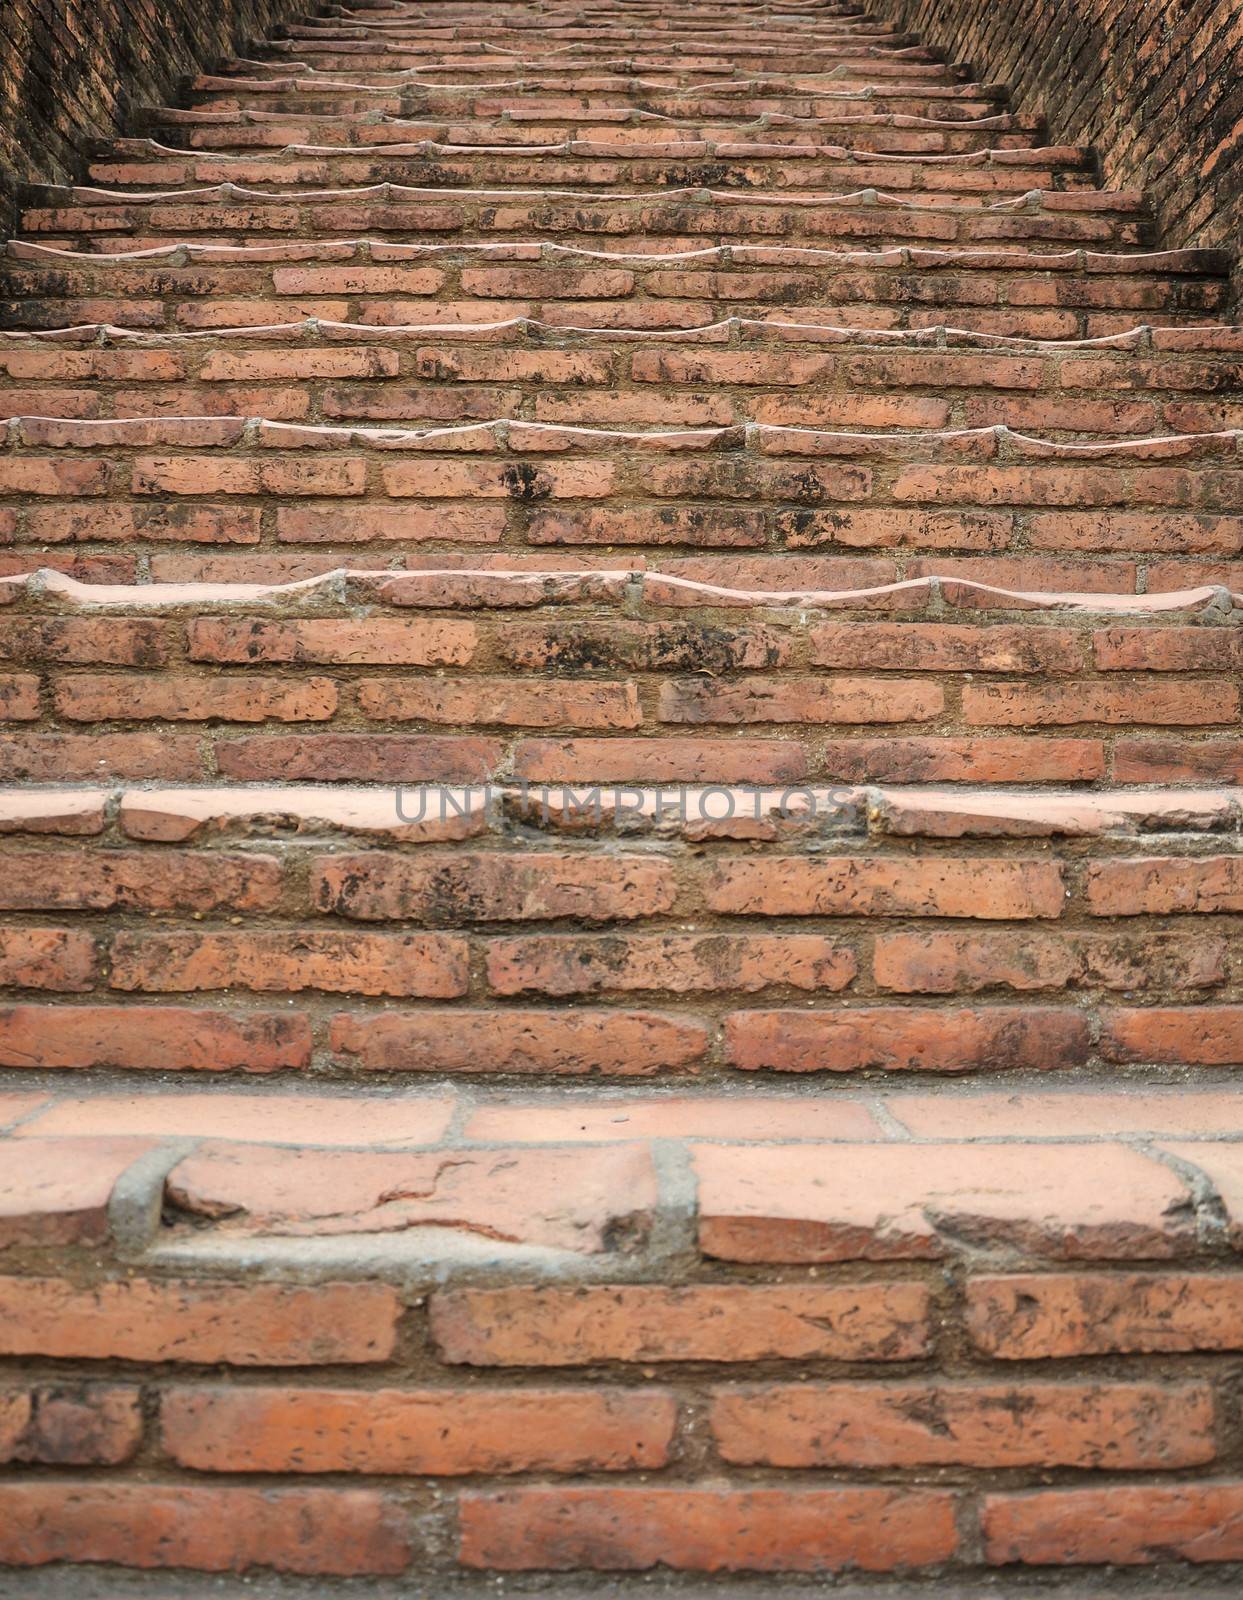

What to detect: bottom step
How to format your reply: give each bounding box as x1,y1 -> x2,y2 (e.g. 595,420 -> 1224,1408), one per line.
2,1083 -> 1243,1583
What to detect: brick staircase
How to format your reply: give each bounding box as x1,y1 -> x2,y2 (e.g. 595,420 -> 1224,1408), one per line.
1,0 -> 1242,1589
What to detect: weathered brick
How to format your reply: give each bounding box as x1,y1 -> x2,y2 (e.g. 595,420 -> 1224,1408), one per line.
982,1484 -> 1243,1567
459,1486 -> 958,1571
968,1273 -> 1243,1358
658,677 -> 943,724
0,1276 -> 399,1363
0,1004 -> 311,1072
328,1009 -> 709,1074
726,1006 -> 1091,1072
1101,1006 -> 1243,1065
0,1484 -> 410,1574
313,852 -> 676,922
0,928 -> 97,992
1086,857 -> 1243,914
356,678 -> 641,729
704,858 -> 1065,919
711,1380 -> 1213,1468
188,618 -> 477,666
488,935 -> 857,996
875,931 -> 1226,993
0,850 -> 280,913
161,1386 -> 673,1473
0,1387 -> 141,1466
109,930 -> 469,997
430,1284 -> 932,1365
55,674 -> 338,722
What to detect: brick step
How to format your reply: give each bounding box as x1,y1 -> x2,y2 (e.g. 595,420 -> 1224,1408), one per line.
166,86 -> 1012,121
1,571 -> 1241,782
133,109 -> 1047,154
16,248 -> 1234,343
224,46 -> 944,72
6,313 -> 1238,420
10,306 -> 1241,434
18,190 -> 1157,262
84,144 -> 1098,198
3,418 -> 1243,576
4,1082 -> 1243,1578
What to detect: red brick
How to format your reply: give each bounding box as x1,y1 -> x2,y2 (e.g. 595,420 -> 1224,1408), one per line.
963,680 -> 1239,726
55,674 -> 338,722
0,1004 -> 311,1072
0,928 -> 96,992
694,1142 -> 1195,1262
810,623 -> 1084,673
165,1141 -> 657,1256
658,677 -> 943,724
430,1284 -> 932,1365
200,348 -> 402,379
0,734 -> 202,782
705,857 -> 1065,918
0,1276 -> 399,1364
383,459 -> 616,498
982,1483 -> 1243,1567
276,503 -> 506,543
711,1380 -> 1213,1468
1101,1006 -> 1243,1065
968,1273 -> 1243,1358
1086,857 -> 1243,914
875,931 -> 1226,993
0,459 -> 109,495
0,675 -> 39,720
0,1387 -> 141,1466
109,930 -> 468,997
820,737 -> 1104,783
1094,626 -> 1243,672
726,1006 -> 1090,1072
356,678 -> 641,729
513,738 -> 808,783
459,1486 -> 957,1572
0,619 -> 166,666
187,617 -> 477,666
133,456 -> 366,496
0,850 -> 280,912
1115,738 -> 1243,783
162,1386 -> 673,1474
28,503 -> 262,545
0,1137 -> 151,1249
217,734 -> 502,782
328,1009 -> 709,1074
502,622 -> 790,672
529,506 -> 761,545
313,852 -> 676,922
488,935 -> 856,996
0,1484 -> 409,1574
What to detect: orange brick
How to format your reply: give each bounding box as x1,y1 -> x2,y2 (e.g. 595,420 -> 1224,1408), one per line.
161,1386 -> 673,1473
109,930 -> 469,997
0,1276 -> 399,1363
487,935 -> 857,996
430,1284 -> 932,1365
459,1486 -> 958,1572
726,1006 -> 1091,1072
982,1484 -> 1243,1567
711,1380 -> 1213,1468
0,1004 -> 310,1072
328,1009 -> 708,1074
313,852 -> 676,922
0,1484 -> 409,1574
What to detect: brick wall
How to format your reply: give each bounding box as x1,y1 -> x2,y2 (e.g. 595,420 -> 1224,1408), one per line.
884,0 -> 1243,295
0,0 -> 306,235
